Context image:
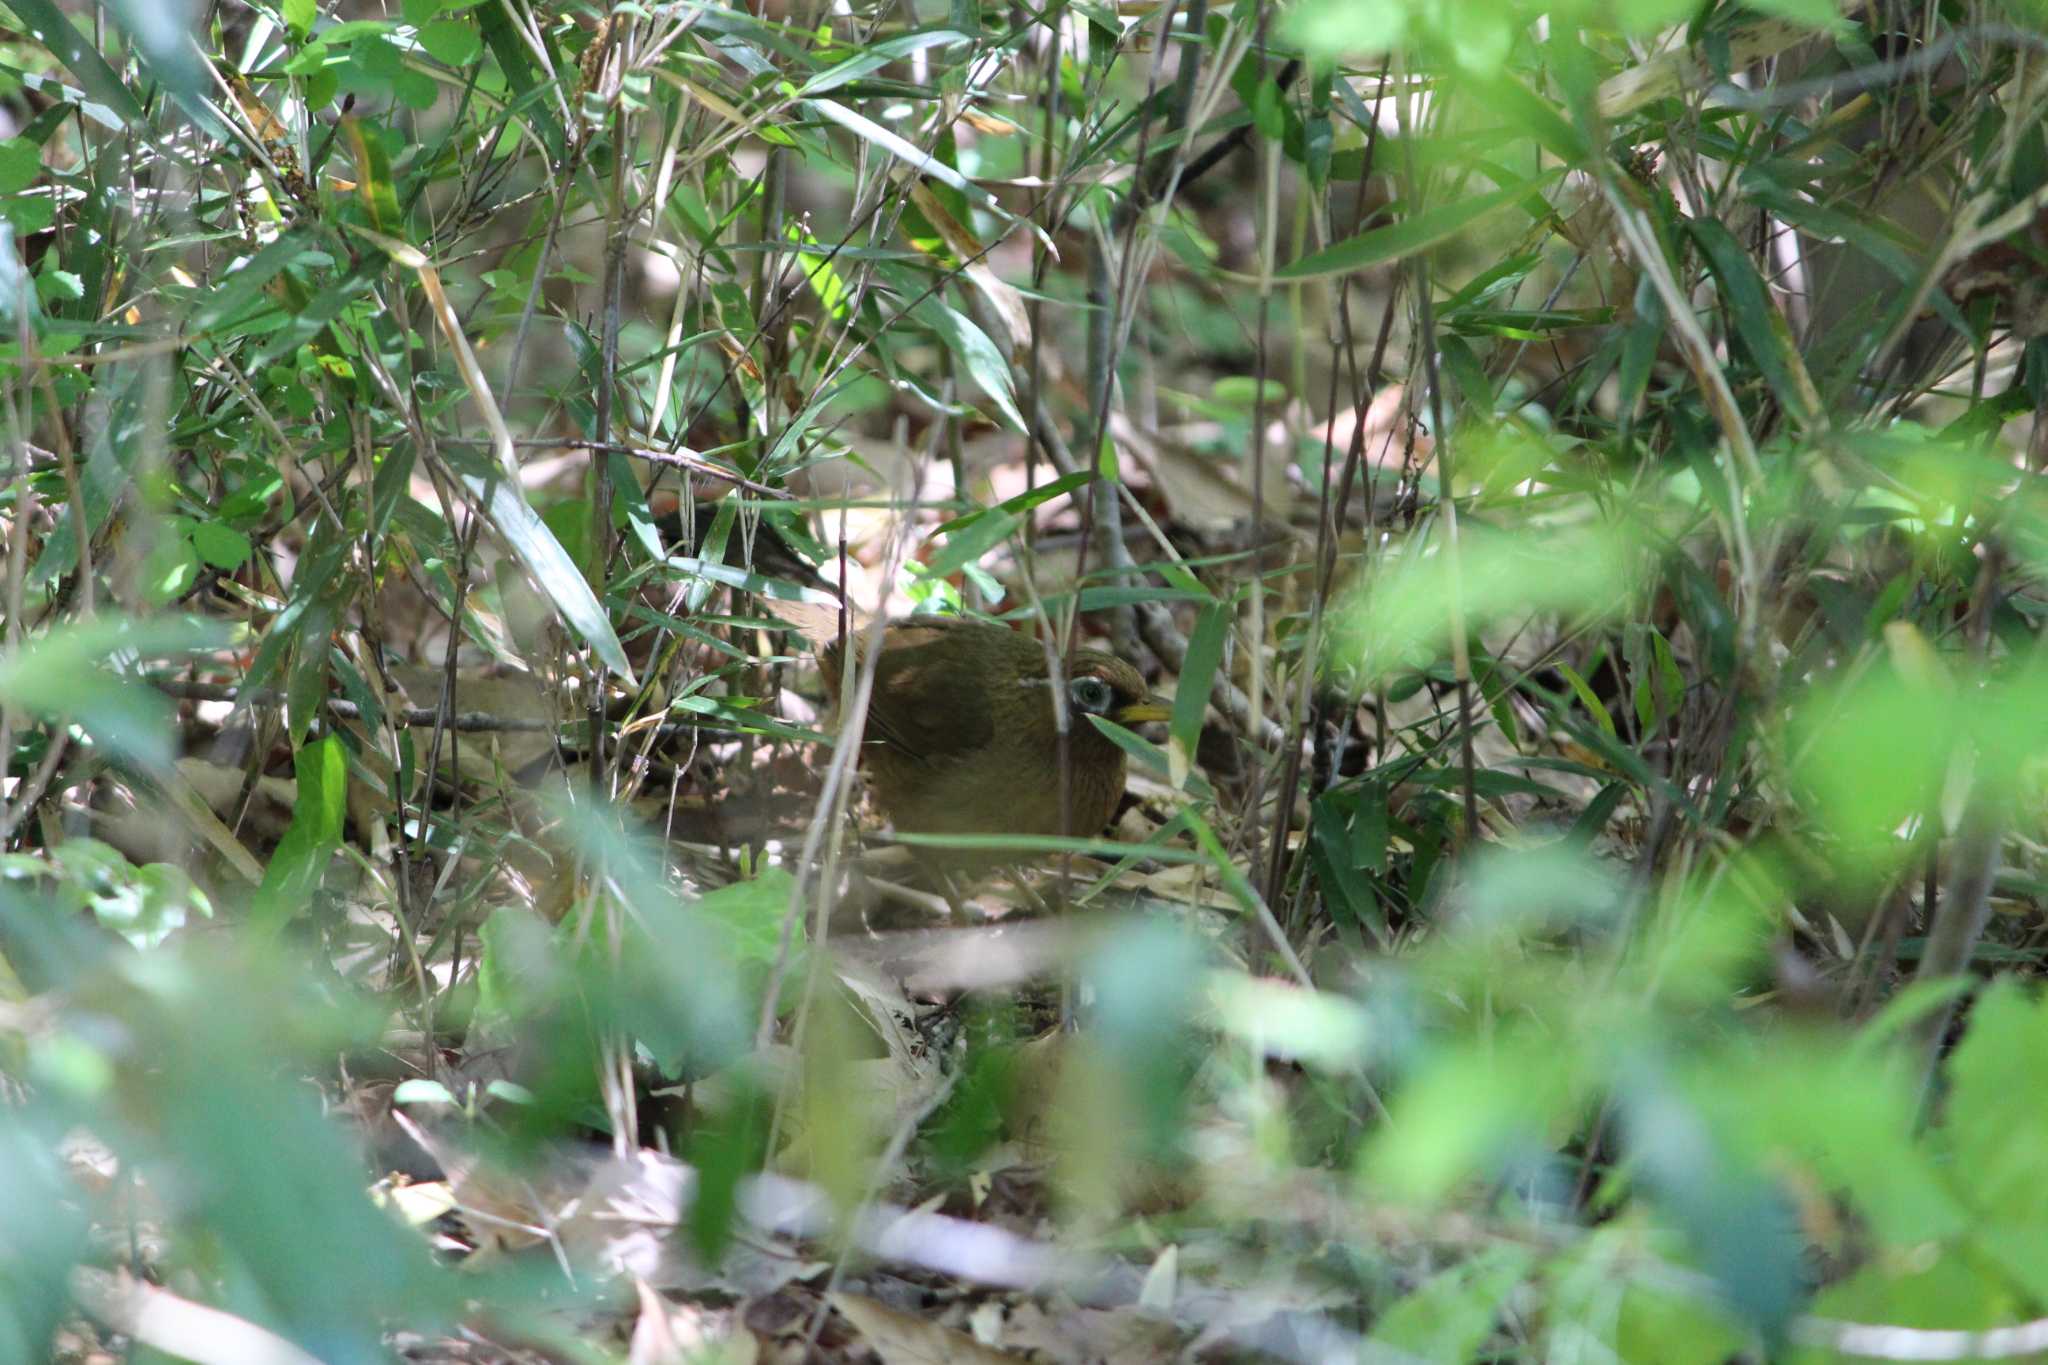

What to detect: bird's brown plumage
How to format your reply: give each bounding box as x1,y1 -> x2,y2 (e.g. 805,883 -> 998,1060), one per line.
772,604 -> 1165,846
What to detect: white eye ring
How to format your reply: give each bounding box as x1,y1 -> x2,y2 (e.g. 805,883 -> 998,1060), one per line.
1068,676 -> 1115,715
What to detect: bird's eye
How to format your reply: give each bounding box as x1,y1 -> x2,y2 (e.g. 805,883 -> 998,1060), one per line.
1067,676 -> 1116,715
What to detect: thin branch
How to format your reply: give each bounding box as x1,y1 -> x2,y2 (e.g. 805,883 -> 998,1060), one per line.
149,679 -> 557,732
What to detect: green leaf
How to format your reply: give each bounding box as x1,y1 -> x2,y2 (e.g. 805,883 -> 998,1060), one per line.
6,0 -> 145,125
1250,77 -> 1285,141
1171,604 -> 1228,778
340,117 -> 401,231
1211,376 -> 1286,409
190,231 -> 314,334
661,555 -> 831,605
804,97 -> 1036,250
284,38 -> 336,75
694,867 -> 800,967
284,595 -> 336,747
0,139 -> 42,195
1944,981 -> 2048,1233
933,470 -> 1091,537
4,195 -> 54,233
796,28 -> 967,97
1284,0 -> 1407,60
1368,1030 -> 1584,1203
1373,1246 -> 1535,1359
914,300 -> 1026,433
392,67 -> 439,109
191,520 -> 252,570
1276,169 -> 1564,281
283,0 -> 317,38
35,268 -> 82,304
142,536 -> 201,605
470,472 -> 637,684
102,0 -> 207,104
1556,661 -> 1618,740
392,1078 -> 457,1106
1688,218 -> 1812,424
1737,0 -> 1848,27
253,736 -> 349,930
923,508 -> 1022,580
417,18 -> 481,66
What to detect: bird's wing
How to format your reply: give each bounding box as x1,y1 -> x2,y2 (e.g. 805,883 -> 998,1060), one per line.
859,626 -> 997,763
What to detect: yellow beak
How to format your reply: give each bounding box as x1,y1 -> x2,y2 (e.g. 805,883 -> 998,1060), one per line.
1112,696 -> 1173,726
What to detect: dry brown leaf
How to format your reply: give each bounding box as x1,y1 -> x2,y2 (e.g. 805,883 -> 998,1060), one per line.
391,1110 -> 562,1256
998,1299 -> 1184,1365
830,1292 -> 1026,1365
905,179 -> 1033,361
629,1278 -> 760,1365
629,1279 -> 686,1365
1113,415 -> 1292,531
93,757 -> 293,868
374,1176 -> 457,1227
71,1268 -> 326,1365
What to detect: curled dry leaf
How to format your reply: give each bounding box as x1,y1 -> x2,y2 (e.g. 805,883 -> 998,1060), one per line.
830,1291 -> 1027,1365
629,1278 -> 760,1365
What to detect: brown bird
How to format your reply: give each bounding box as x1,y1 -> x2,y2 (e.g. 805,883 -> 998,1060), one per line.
772,602 -> 1170,847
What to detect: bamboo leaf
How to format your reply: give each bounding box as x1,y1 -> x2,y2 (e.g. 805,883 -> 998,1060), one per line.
6,0 -> 144,125
1171,604 -> 1228,791
1276,169 -> 1563,281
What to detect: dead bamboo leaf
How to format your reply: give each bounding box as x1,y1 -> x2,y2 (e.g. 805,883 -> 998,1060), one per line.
71,1267 -> 330,1365
157,763 -> 265,883
830,1292 -> 1027,1365
905,179 -> 1032,361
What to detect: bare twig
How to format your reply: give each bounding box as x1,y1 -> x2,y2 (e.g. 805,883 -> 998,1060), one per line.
148,679 -> 556,732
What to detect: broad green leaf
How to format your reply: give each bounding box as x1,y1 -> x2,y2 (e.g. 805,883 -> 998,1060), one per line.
694,867 -> 801,967
190,231 -> 314,333
1284,0 -> 1406,60
1330,522 -> 1642,686
340,117 -> 401,230
103,0 -> 206,103
1368,1029 -> 1583,1203
417,18 -> 481,66
191,521 -> 253,570
0,140 -> 41,194
1373,1247 -> 1535,1360
1944,982 -> 2048,1233
253,736 -> 348,928
1737,0 -> 1848,27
